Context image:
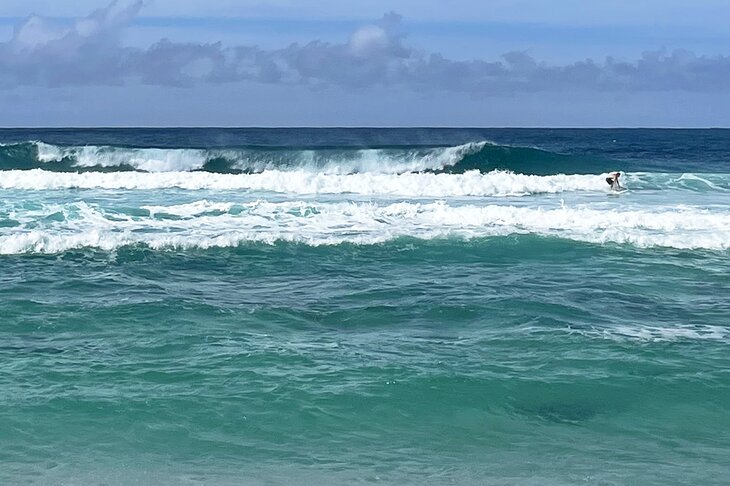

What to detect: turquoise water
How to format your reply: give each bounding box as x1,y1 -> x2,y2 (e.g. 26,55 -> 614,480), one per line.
0,129 -> 729,484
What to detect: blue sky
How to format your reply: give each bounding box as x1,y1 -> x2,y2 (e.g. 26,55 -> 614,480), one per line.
1,0 -> 730,126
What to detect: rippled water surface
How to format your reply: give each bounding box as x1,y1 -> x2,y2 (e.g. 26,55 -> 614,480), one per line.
1,128 -> 729,485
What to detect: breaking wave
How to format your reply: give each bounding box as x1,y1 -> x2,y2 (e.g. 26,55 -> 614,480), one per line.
1,167 -> 727,195
0,140 -> 603,175
1,200 -> 728,254
0,169 -> 608,196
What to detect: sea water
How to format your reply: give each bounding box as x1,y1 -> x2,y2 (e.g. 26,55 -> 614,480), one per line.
0,128 -> 728,484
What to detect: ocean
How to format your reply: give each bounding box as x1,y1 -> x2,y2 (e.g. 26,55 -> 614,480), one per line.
0,128 -> 728,485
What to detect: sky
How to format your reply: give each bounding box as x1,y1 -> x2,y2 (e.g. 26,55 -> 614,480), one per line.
1,0 -> 730,127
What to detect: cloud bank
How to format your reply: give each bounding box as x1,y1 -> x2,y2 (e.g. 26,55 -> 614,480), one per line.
2,0 -> 730,94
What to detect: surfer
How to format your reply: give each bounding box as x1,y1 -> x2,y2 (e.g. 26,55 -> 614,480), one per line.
606,171 -> 622,191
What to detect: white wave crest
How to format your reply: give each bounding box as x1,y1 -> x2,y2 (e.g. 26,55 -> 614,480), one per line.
31,141 -> 486,174
35,142 -> 210,172
0,169 -> 604,196
1,200 -> 728,254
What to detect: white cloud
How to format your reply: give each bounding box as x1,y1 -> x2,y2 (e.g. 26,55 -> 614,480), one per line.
349,25 -> 388,57
2,1 -> 730,95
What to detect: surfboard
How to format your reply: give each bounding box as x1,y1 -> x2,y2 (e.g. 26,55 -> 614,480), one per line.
608,188 -> 629,196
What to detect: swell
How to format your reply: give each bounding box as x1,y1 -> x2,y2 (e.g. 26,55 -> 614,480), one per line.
0,140 -> 608,175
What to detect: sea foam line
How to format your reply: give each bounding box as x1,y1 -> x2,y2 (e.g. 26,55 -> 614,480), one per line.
0,169 -> 604,196
1,200 -> 728,254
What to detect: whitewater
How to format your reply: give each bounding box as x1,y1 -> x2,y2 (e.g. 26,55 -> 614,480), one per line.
1,199 -> 729,253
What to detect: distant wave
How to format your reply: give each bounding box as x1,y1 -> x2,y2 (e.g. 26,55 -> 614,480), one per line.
0,140 -> 606,175
1,200 -> 728,254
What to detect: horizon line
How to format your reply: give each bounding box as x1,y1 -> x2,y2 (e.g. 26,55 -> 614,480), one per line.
1,125 -> 729,130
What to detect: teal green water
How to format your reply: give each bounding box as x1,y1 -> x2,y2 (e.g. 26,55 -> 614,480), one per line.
2,240 -> 729,484
1,129 -> 729,484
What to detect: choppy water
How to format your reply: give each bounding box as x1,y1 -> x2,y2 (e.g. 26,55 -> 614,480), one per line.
1,128 -> 728,485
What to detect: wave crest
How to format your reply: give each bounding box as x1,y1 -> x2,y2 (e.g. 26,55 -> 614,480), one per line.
1,140 -> 493,174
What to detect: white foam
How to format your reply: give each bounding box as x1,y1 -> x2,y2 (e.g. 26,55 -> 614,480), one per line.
142,200 -> 235,218
34,141 -> 65,162
1,200 -> 728,254
35,142 -> 210,172
0,169 -> 604,196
